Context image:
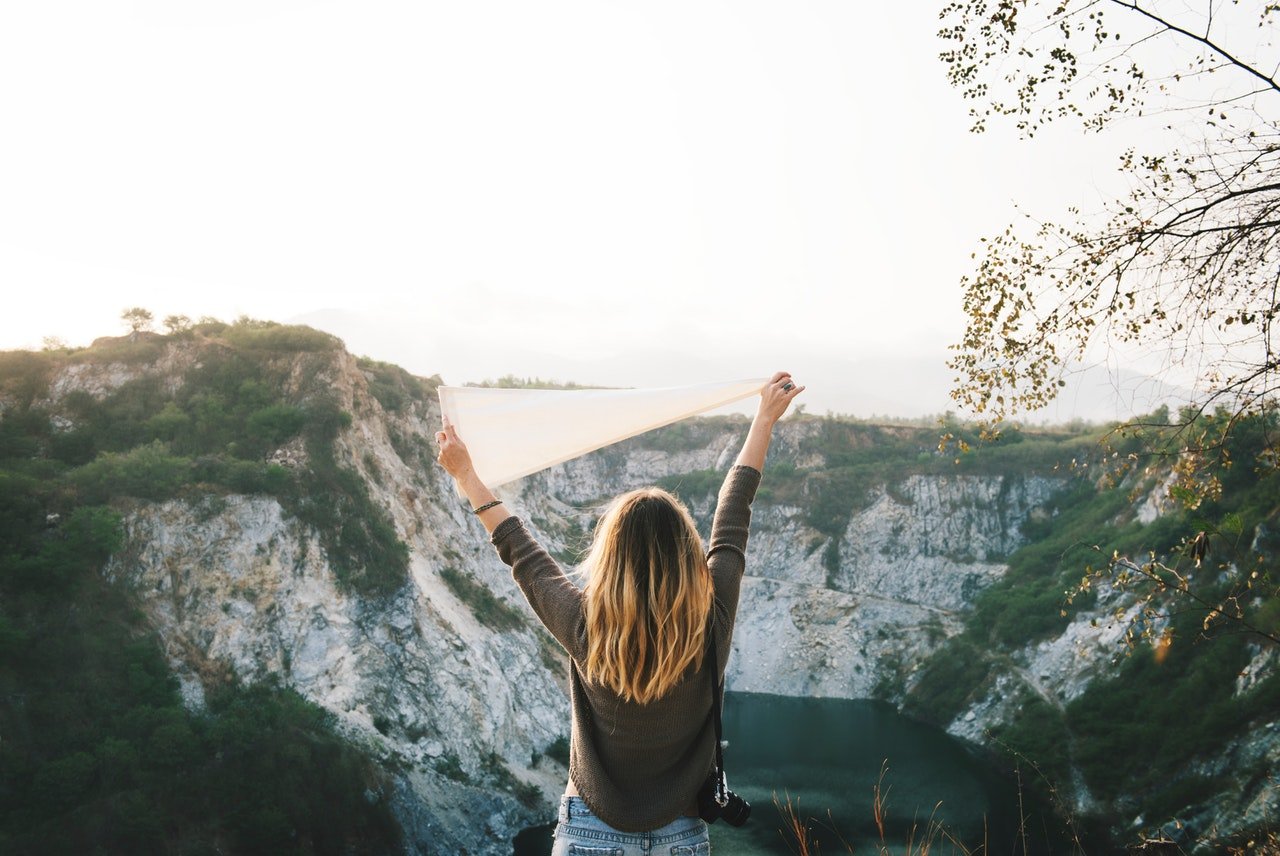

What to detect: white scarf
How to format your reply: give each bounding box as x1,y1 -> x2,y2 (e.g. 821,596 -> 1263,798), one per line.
437,378 -> 767,488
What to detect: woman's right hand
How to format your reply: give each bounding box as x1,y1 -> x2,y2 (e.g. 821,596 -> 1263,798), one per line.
757,371 -> 805,425
435,419 -> 476,481
435,420 -> 512,534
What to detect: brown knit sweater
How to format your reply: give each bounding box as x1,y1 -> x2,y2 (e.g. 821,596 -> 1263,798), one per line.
489,464 -> 761,832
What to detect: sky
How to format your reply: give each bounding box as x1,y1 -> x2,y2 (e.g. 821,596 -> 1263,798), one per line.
0,1 -> 1203,419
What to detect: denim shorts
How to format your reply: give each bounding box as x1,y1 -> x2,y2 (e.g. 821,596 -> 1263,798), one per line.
550,796 -> 711,856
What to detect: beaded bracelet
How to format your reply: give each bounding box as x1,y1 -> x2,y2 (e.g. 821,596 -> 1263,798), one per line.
472,499 -> 503,515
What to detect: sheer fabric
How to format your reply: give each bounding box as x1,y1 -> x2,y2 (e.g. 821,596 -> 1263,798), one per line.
437,378 -> 767,488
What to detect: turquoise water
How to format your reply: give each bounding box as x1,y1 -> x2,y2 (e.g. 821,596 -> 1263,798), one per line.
514,692 -> 1071,855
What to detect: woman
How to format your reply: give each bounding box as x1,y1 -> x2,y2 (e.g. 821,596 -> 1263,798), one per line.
435,371 -> 804,855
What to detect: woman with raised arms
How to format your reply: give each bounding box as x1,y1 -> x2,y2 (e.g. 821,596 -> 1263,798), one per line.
436,371 -> 804,855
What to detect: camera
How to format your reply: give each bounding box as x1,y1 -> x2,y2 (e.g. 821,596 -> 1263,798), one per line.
697,772 -> 751,827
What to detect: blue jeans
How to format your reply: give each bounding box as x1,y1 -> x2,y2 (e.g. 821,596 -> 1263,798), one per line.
550,796 -> 711,856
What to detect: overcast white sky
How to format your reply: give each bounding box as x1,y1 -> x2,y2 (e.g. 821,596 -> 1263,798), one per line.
1,1 -> 1194,418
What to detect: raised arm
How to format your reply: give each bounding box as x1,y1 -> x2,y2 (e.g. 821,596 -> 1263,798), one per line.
435,418 -> 513,534
436,419 -> 584,656
708,372 -> 804,616
734,371 -> 805,471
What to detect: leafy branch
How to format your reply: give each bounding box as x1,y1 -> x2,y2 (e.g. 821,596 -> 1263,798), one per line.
1071,525 -> 1280,650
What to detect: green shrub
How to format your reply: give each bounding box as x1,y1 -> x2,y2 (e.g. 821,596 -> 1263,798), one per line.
989,695 -> 1072,787
822,539 -> 841,578
3,506 -> 123,592
656,468 -> 724,499
903,638 -> 992,724
1066,603 -> 1255,800
191,317 -> 229,335
220,319 -> 342,353
439,566 -> 524,632
72,441 -> 192,503
0,407 -> 52,459
545,735 -> 570,766
281,408 -> 409,597
904,408 -> 1280,820
0,490 -> 400,854
645,422 -> 716,453
436,752 -> 470,783
538,630 -> 568,678
32,751 -> 97,811
245,403 -> 307,448
357,357 -> 434,412
70,336 -> 165,366
0,350 -> 57,407
0,332 -> 427,849
482,752 -> 542,808
40,345 -> 411,598
0,471 -> 46,554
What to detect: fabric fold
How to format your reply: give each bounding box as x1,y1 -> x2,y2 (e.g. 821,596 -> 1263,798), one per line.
438,378 -> 767,488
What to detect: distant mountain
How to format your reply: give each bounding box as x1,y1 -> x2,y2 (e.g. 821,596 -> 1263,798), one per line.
288,307 -> 1196,423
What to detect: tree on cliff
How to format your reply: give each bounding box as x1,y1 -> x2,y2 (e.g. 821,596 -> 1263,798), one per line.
942,0 -> 1280,753
940,14 -> 1280,838
941,1 -> 1280,482
120,307 -> 154,335
163,314 -> 192,335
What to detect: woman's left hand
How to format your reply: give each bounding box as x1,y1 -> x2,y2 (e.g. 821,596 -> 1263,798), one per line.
435,419 -> 475,481
757,371 -> 805,425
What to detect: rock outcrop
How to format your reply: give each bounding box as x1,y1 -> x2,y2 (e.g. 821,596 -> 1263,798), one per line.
38,338 -> 1273,852
48,343 -> 1067,852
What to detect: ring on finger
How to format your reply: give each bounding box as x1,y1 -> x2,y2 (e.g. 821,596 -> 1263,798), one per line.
782,382 -> 794,391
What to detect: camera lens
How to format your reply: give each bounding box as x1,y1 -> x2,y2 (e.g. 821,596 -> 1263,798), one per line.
721,792 -> 751,827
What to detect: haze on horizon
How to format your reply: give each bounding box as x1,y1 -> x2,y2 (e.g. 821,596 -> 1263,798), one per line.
2,1 -> 1191,422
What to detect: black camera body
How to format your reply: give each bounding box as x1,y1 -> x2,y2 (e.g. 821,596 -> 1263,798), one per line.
696,772 -> 751,827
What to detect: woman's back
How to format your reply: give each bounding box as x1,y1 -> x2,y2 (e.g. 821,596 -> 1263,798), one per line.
491,464 -> 761,832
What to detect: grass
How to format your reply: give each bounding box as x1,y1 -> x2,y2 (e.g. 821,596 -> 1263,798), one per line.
775,761 -> 1104,856
776,763 -> 997,856
439,566 -> 525,632
482,752 -> 543,808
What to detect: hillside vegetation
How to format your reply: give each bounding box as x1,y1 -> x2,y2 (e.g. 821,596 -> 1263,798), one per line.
2,320 -> 1277,852
641,408 -> 1280,848
0,320 -> 419,855
903,413 -> 1280,845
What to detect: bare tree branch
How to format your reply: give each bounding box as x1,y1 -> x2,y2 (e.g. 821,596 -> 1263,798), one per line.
1109,1 -> 1280,95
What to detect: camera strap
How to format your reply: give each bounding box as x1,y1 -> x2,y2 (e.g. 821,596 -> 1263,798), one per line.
707,624 -> 728,807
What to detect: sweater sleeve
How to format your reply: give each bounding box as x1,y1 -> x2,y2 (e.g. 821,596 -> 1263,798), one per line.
490,516 -> 585,660
707,464 -> 762,624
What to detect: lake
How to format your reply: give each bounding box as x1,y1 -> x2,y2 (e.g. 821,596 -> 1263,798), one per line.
513,693 -> 1072,855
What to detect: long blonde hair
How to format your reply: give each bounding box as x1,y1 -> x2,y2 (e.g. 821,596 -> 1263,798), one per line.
580,487 -> 714,704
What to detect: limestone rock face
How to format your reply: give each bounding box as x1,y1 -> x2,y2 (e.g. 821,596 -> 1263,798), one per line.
70,341 -> 1259,851
96,384 -> 1071,852
939,517 -> 1280,846
85,347 -> 572,856
511,444 -> 1066,706
833,474 -> 1063,611
109,492 -> 571,855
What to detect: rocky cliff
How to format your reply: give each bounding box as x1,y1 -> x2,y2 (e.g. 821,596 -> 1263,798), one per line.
24,337 -> 1067,852
20,331 -> 1275,853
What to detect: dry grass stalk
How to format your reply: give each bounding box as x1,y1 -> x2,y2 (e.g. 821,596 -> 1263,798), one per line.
775,761 -> 982,856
